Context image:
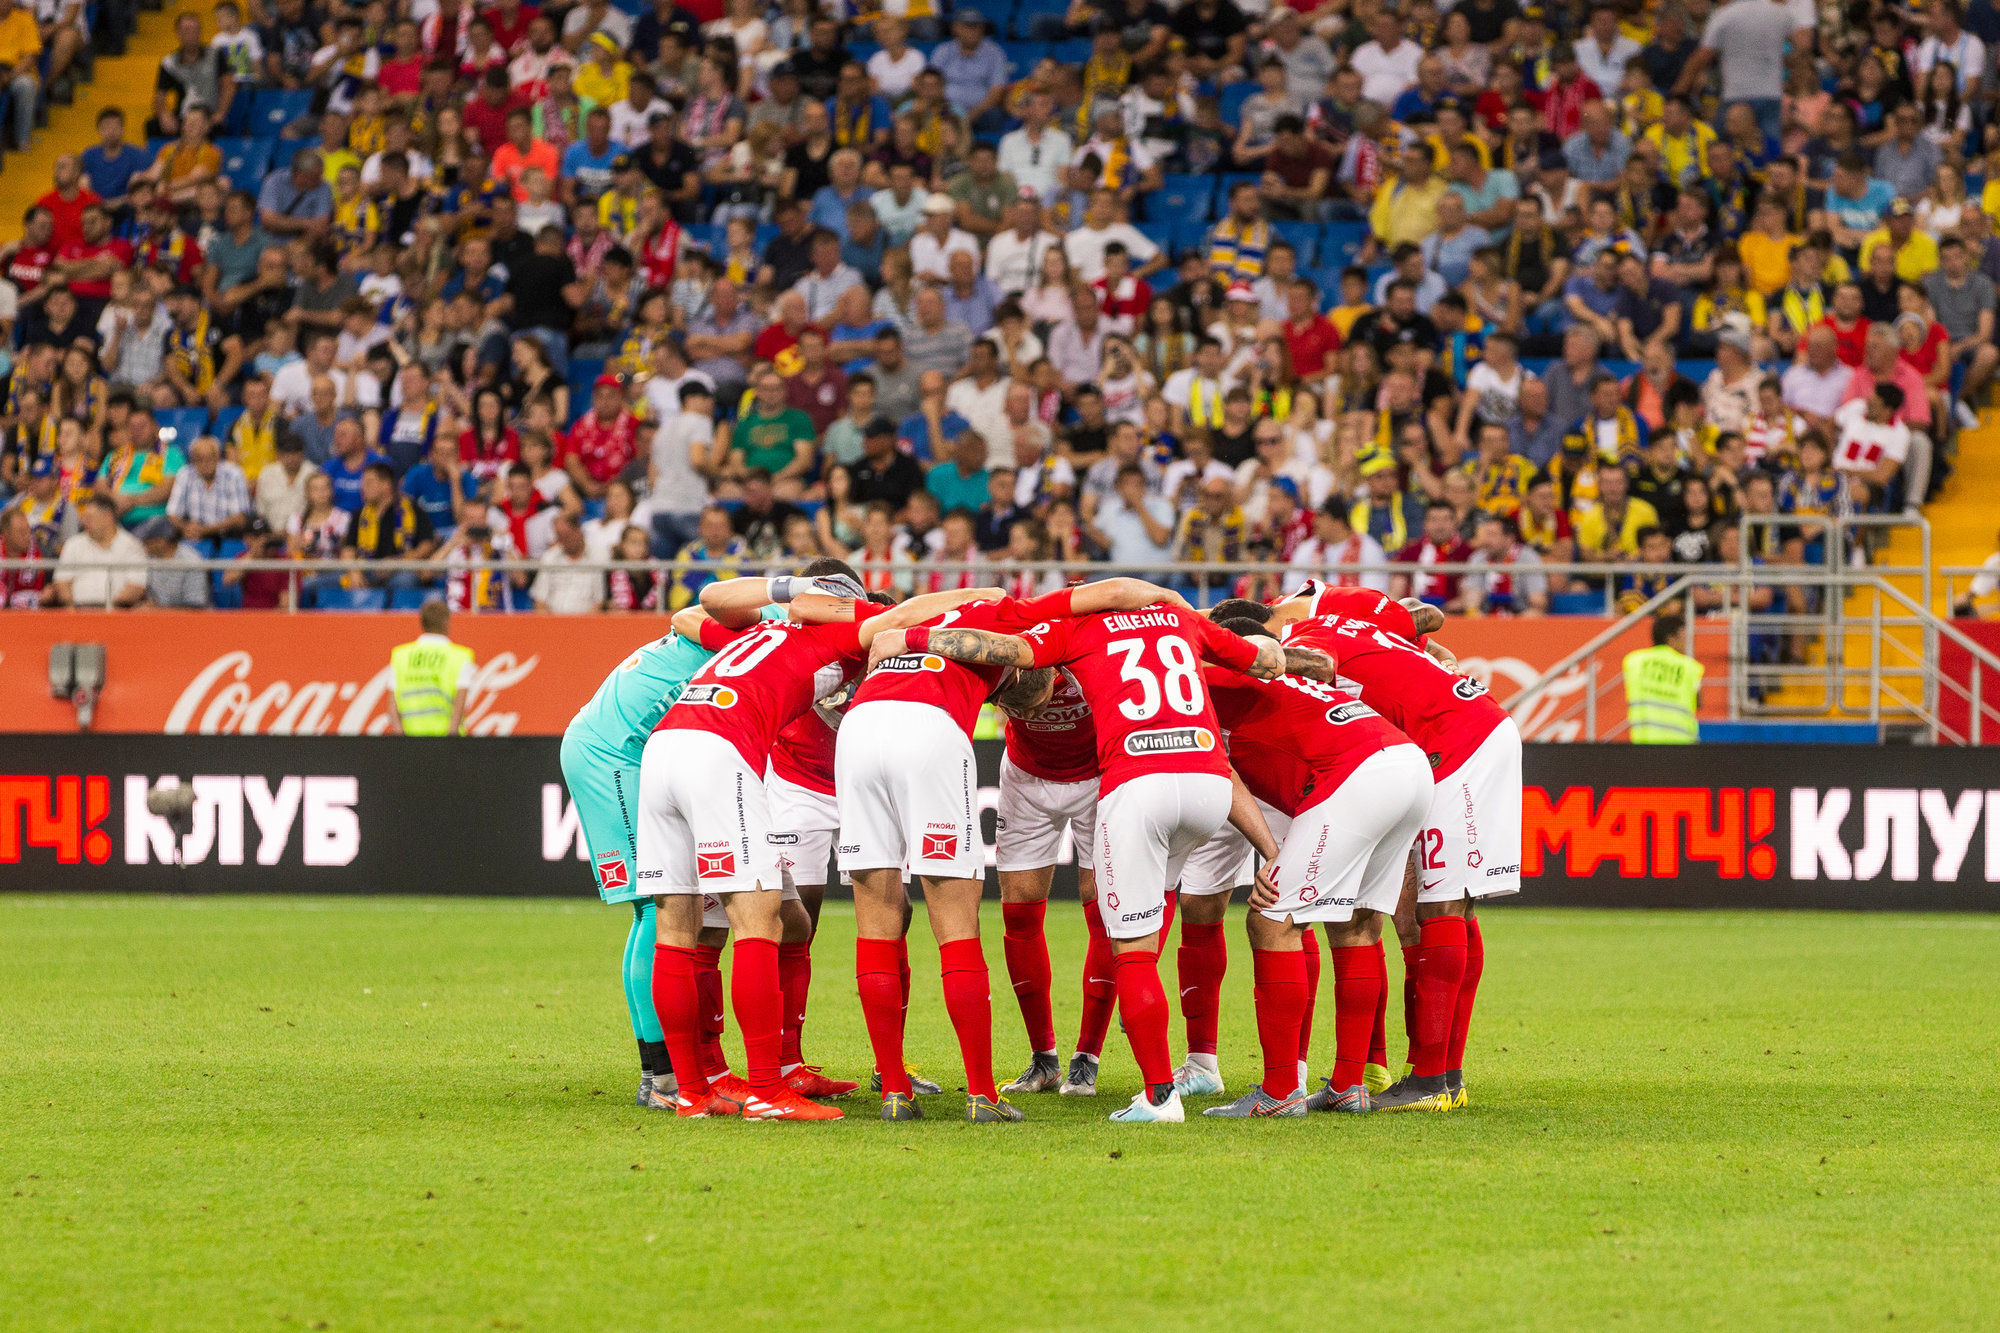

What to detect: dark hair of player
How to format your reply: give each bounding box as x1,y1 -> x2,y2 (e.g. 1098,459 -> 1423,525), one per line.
1214,616 -> 1270,639
1208,597 -> 1274,625
799,556 -> 863,584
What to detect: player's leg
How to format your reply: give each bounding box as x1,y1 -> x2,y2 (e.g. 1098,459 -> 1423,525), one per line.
635,732 -> 720,1117
691,902 -> 742,1103
995,759 -> 1063,1091
1443,719 -> 1521,1107
1447,901 -> 1484,1106
767,774 -> 854,1095
924,872 -> 1021,1121
1202,909 -> 1309,1117
1317,909 -> 1386,1112
1386,858 -> 1420,1088
559,730 -> 667,1102
1173,825 -> 1249,1097
720,885 -> 837,1120
1103,773 -> 1233,1124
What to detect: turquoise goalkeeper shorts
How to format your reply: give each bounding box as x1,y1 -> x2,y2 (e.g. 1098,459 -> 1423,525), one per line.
559,727 -> 645,905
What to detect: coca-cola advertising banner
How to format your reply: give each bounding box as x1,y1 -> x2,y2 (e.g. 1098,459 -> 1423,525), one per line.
0,612 -> 1714,738
2,738 -> 1992,908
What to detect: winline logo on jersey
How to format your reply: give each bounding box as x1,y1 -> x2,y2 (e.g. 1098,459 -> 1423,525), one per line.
1124,727 -> 1216,755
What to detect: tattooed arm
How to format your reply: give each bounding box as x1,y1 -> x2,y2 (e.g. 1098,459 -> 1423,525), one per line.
1069,576 -> 1193,615
1282,647 -> 1338,682
865,624 -> 1036,672
1400,598 -> 1446,635
1247,637 -> 1286,679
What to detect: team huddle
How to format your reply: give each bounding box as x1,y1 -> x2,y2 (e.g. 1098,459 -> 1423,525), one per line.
560,563 -> 1521,1123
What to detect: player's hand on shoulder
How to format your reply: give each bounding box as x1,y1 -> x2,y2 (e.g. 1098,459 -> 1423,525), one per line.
1399,597 -> 1446,635
866,626 -> 909,671
1424,639 -> 1459,673
1282,646 -> 1337,681
1248,637 -> 1286,679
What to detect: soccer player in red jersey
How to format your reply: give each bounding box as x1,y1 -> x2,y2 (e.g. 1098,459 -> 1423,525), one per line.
987,667 -> 1105,1098
1196,621 -> 1433,1116
848,577 -> 1187,1121
885,600 -> 1308,1122
1263,581 -> 1523,1112
640,574 -> 990,1121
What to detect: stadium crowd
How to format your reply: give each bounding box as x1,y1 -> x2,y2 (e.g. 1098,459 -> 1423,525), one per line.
0,0 -> 1990,614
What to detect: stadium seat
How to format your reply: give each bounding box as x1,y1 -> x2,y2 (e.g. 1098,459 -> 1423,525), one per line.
1171,218 -> 1213,261
212,405 -> 244,441
155,407 -> 209,448
684,222 -> 722,252
209,576 -> 244,610
389,587 -> 433,610
566,358 -> 607,424
1217,81 -> 1257,127
1012,0 -> 1068,40
217,138 -> 273,195
999,41 -> 1047,77
1048,38 -> 1091,65
247,88 -> 314,139
1150,174 -> 1216,223
847,40 -> 881,67
1135,220 -> 1175,255
1270,220 -> 1319,266
314,587 -> 388,611
1549,591 -> 1603,615
1320,221 -> 1369,265
1303,265 -> 1344,308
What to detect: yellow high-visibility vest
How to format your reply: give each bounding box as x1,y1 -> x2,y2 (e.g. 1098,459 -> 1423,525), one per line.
1622,644 -> 1702,744
390,634 -> 476,736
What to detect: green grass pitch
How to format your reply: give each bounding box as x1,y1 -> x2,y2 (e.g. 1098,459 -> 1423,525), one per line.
3,897 -> 1997,1331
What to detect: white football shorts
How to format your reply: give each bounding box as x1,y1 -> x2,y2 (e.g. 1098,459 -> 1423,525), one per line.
1416,718 -> 1523,903
1094,771 -> 1234,940
995,755 -> 1098,872
1261,743 -> 1433,924
765,768 -> 837,891
635,729 -> 783,897
835,700 -> 982,881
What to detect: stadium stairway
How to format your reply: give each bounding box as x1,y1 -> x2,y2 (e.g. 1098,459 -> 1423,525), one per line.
0,0 -> 219,230
1761,409 -> 1998,724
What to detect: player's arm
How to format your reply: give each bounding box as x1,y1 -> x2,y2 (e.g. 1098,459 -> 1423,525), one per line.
669,605 -> 711,640
1281,646 -> 1338,682
873,585 -> 1010,627
1066,576 -> 1192,614
866,624 -> 1036,671
1399,597 -> 1445,635
1424,639 -> 1459,672
699,574 -> 785,628
1226,768 -> 1280,862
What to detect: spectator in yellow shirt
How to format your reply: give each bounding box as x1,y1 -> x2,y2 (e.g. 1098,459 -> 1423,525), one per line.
0,0 -> 42,153
1860,198 -> 1941,284
1736,199 -> 1800,297
1571,463 -> 1660,559
1368,144 -> 1450,253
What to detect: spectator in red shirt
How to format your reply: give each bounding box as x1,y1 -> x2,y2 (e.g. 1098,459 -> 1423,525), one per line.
1819,282 -> 1871,368
1529,44 -> 1601,141
1282,274 -> 1342,381
36,155 -> 101,249
1093,242 -> 1152,332
1261,115 -> 1335,222
462,68 -> 520,157
2,205 -> 59,308
1391,500 -> 1473,610
222,519 -> 294,608
752,288 -> 815,368
784,328 -> 848,433
481,0 -> 538,53
51,205 -> 132,316
561,373 -> 640,498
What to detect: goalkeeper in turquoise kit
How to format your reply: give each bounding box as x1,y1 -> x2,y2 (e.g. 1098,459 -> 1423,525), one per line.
560,567 -> 868,1108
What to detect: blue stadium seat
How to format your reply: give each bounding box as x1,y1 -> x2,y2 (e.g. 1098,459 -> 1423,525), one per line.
684,222 -> 722,252
210,577 -> 244,610
314,587 -> 388,611
1150,174 -> 1216,223
1012,0 -> 1068,40
217,137 -> 273,195
155,407 -> 209,449
248,88 -> 314,139
1303,265 -> 1344,308
212,405 -> 244,441
1171,218 -> 1213,260
1320,221 -> 1369,265
1048,38 -> 1091,65
1270,220 -> 1319,266
847,40 -> 882,67
1549,591 -> 1603,615
999,40 -> 1047,76
566,358 -> 607,425
1135,220 -> 1175,255
1217,81 -> 1257,127
389,587 -> 433,610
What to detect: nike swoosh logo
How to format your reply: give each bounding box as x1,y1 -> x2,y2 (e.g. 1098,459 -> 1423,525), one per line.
1180,986 -> 1199,997
1087,976 -> 1112,985
1422,881 -> 1443,892
710,1013 -> 725,1023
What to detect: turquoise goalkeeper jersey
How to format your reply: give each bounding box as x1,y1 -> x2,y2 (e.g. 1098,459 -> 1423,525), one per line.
567,605 -> 786,761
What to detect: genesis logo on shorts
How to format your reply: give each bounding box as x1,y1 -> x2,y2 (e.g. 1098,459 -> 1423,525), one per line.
1124,727 -> 1216,756
878,653 -> 949,673
681,683 -> 740,708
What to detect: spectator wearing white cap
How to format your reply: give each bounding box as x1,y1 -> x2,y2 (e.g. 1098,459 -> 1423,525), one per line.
909,194 -> 979,281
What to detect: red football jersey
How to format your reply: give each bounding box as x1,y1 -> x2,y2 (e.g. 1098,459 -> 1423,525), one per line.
1204,668 -> 1410,817
659,607 -> 885,769
1280,592 -> 1506,780
1020,606 -> 1260,796
769,706 -> 838,795
851,591 -> 1069,738
1003,667 -> 1098,785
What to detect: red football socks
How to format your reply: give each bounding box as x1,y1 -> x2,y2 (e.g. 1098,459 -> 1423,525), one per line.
1000,900 -> 1055,1053
1369,940 -> 1389,1069
1400,943 -> 1420,1067
1251,948 -> 1307,1100
1329,943 -> 1387,1091
730,938 -> 784,1096
650,943 -> 704,1103
895,935 -> 912,1027
1297,926 -> 1321,1064
856,937 -> 909,1097
1077,898 -> 1117,1058
693,944 -> 729,1084
1112,949 -> 1173,1087
1159,888 -> 1178,941
777,941 -> 812,1068
1447,916 -> 1485,1073
939,938 -> 998,1101
1176,920 -> 1227,1057
1411,916 -> 1468,1078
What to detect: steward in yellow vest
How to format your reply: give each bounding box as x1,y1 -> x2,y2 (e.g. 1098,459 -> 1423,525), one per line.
1622,613 -> 1703,744
389,599 -> 477,736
